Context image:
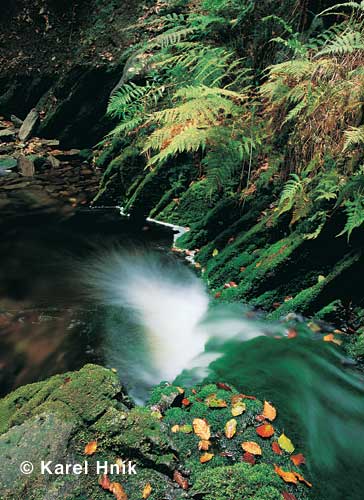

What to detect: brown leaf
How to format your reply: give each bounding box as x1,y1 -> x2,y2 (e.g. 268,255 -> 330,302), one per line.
217,382 -> 232,392
263,401 -> 277,421
99,474 -> 111,490
291,453 -> 305,467
295,472 -> 312,488
272,441 -> 283,455
173,470 -> 189,490
84,440 -> 97,455
232,393 -> 257,402
255,414 -> 266,422
241,441 -> 262,455
243,451 -> 256,465
256,423 -> 274,438
205,393 -> 228,408
200,452 -> 214,463
224,418 -> 237,439
110,482 -> 128,500
282,492 -> 298,500
193,418 -> 211,440
142,482 -> 152,499
198,440 -> 211,451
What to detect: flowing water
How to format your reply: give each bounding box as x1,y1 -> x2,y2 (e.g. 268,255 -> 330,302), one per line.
1,210 -> 363,499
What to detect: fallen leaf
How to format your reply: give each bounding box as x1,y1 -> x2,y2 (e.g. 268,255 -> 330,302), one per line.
212,248 -> 219,257
243,451 -> 256,464
182,398 -> 191,406
198,440 -> 211,451
173,470 -> 189,490
179,424 -> 193,433
274,464 -> 298,484
278,433 -> 295,453
225,419 -> 237,439
110,482 -> 128,500
295,472 -> 312,487
177,386 -> 185,394
142,483 -> 152,499
99,474 -> 111,490
272,441 -> 283,455
282,492 -> 298,500
255,414 -> 266,422
171,425 -> 180,433
193,418 -> 211,440
84,440 -> 97,455
215,291 -> 222,299
217,382 -> 232,392
205,394 -> 228,408
323,334 -> 342,345
229,281 -> 238,287
151,410 -> 163,420
241,441 -> 262,455
263,401 -> 277,421
256,423 -> 274,438
287,328 -> 297,339
231,401 -> 246,416
291,453 -> 305,467
232,393 -> 256,402
200,452 -> 214,463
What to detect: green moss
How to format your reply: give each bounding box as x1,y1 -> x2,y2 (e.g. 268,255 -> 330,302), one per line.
190,463 -> 283,500
351,333 -> 364,357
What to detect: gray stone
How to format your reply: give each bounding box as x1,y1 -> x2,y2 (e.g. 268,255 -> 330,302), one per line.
40,139 -> 60,147
0,129 -> 16,142
0,413 -> 76,498
52,149 -> 81,161
18,155 -> 35,177
10,115 -> 23,128
18,109 -> 39,142
48,154 -> 61,168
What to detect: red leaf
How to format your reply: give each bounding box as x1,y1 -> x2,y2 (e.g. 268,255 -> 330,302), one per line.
282,492 -> 298,500
272,441 -> 283,455
256,423 -> 274,438
217,382 -> 232,392
182,398 -> 191,407
291,453 -> 305,466
287,328 -> 297,339
243,452 -> 256,465
99,474 -> 111,490
173,470 -> 189,490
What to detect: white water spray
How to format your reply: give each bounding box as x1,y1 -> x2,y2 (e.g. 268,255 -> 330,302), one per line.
85,250 -> 268,399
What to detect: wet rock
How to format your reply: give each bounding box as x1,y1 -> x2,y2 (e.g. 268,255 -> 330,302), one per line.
51,149 -> 81,161
18,109 -> 39,142
10,115 -> 23,128
0,128 -> 16,142
40,138 -> 60,147
48,154 -> 61,168
18,155 -> 35,177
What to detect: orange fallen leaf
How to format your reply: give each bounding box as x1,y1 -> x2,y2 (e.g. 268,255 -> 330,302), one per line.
255,414 -> 266,422
225,418 -> 237,439
241,441 -> 262,455
272,441 -> 282,455
263,401 -> 277,421
173,470 -> 189,490
198,440 -> 211,451
287,328 -> 297,339
274,464 -> 298,484
200,452 -> 214,463
171,425 -> 180,433
256,423 -> 274,438
193,418 -> 211,440
84,440 -> 97,455
323,334 -> 342,345
142,482 -> 152,499
291,453 -> 305,467
243,451 -> 256,464
182,398 -> 191,407
295,472 -> 312,487
110,481 -> 128,500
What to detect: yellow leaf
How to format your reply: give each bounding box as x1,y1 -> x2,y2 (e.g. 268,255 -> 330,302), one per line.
212,248 -> 219,257
225,418 -> 237,439
263,401 -> 277,421
241,441 -> 262,455
193,418 -> 211,441
109,482 -> 128,500
323,333 -> 342,345
198,440 -> 211,451
278,433 -> 295,453
200,453 -> 214,463
171,425 -> 180,433
231,401 -> 246,416
142,482 -> 152,499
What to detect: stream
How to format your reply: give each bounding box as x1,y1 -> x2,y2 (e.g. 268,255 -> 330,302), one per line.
1,208 -> 364,499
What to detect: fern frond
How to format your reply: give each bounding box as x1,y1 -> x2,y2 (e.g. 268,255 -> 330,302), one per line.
343,125 -> 364,151
315,29 -> 364,56
337,193 -> 364,240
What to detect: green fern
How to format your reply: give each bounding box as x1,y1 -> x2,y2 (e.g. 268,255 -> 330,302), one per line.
343,125 -> 364,151
338,193 -> 364,240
